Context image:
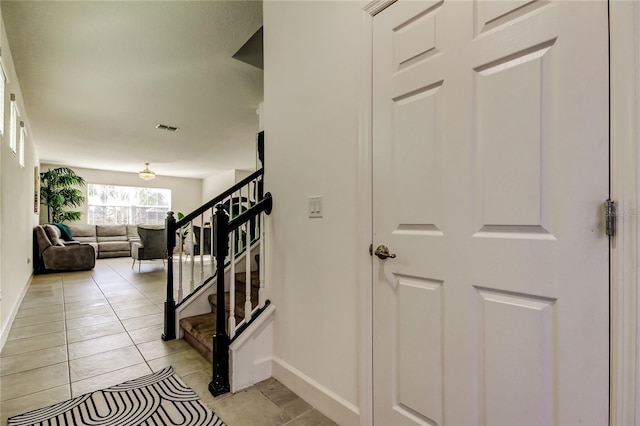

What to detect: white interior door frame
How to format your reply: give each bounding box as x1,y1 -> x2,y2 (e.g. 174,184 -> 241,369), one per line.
356,1 -> 640,425
610,2 -> 640,425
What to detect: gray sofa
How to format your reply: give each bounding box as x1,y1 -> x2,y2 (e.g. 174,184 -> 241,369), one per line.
34,225 -> 96,272
66,224 -> 141,258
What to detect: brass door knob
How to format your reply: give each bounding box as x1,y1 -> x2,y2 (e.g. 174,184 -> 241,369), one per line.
374,245 -> 396,260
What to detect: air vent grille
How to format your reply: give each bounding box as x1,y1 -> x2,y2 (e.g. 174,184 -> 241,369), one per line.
156,124 -> 180,132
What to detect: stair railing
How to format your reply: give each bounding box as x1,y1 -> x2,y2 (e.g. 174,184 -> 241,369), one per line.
209,192 -> 272,396
162,169 -> 265,342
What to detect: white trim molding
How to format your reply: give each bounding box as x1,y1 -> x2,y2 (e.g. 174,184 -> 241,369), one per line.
272,356 -> 360,426
610,2 -> 640,425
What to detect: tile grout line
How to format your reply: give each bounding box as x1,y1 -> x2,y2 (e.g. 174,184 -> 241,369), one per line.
61,274 -> 72,398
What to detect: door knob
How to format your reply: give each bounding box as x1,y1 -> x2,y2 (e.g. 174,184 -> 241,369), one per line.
374,245 -> 396,260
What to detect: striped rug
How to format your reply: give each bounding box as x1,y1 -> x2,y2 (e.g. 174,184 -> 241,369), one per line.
7,367 -> 226,426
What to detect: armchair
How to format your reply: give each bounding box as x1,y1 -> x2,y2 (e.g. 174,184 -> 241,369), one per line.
131,226 -> 166,271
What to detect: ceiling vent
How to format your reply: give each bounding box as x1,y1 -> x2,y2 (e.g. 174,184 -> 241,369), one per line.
156,124 -> 180,132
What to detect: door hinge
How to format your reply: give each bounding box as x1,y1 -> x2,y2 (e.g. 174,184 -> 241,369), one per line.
369,243 -> 373,256
606,199 -> 617,237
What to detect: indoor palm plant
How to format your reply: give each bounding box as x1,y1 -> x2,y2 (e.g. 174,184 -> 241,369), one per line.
40,167 -> 86,223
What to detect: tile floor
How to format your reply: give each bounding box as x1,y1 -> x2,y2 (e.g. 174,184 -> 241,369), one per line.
0,258 -> 337,426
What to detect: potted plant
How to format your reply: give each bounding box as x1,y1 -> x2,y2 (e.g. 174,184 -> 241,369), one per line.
40,167 -> 86,223
176,212 -> 190,252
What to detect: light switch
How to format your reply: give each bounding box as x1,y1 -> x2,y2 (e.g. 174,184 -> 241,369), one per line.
308,196 -> 323,218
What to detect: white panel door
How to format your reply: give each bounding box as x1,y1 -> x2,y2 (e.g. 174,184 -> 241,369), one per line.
372,1 -> 609,425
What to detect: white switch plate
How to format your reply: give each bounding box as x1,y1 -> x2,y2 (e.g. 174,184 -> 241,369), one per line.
308,196 -> 323,218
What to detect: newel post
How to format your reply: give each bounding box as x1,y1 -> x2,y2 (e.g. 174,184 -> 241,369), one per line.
209,204 -> 230,396
162,211 -> 176,341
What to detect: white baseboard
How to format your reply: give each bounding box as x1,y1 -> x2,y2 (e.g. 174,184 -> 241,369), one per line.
272,356 -> 360,426
0,275 -> 32,351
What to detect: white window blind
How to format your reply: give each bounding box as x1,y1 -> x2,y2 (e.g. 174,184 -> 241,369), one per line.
9,94 -> 17,154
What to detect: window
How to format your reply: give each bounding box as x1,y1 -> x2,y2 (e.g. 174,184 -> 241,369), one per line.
0,63 -> 6,135
9,93 -> 17,154
19,121 -> 25,166
87,184 -> 171,225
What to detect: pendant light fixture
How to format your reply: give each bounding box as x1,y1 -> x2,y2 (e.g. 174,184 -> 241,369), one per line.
138,162 -> 156,180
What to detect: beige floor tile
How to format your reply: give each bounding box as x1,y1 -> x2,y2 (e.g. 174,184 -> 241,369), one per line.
136,338 -> 191,361
66,320 -> 125,344
106,293 -> 149,304
69,346 -> 144,382
0,362 -> 69,401
283,409 -> 339,426
210,388 -> 290,426
111,299 -> 155,312
121,312 -> 164,331
62,294 -> 107,304
7,321 -> 65,341
10,312 -> 65,329
257,379 -> 313,420
71,363 -> 152,397
127,325 -> 165,345
180,369 -> 223,407
64,304 -> 114,320
18,299 -> 65,310
1,332 -> 66,357
65,312 -> 119,330
68,332 -> 133,360
100,288 -> 143,298
115,304 -> 162,320
0,345 -> 67,376
15,304 -> 64,319
147,348 -> 210,377
0,385 -> 70,425
64,299 -> 109,312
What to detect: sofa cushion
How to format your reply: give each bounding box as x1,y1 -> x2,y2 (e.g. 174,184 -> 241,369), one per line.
66,224 -> 97,244
98,241 -> 131,252
96,225 -> 127,242
43,224 -> 65,247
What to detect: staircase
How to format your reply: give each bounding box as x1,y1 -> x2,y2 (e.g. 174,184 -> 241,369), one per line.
180,265 -> 260,363
161,141 -> 274,396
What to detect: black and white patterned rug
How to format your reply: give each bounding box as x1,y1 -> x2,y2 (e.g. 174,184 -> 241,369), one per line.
7,366 -> 226,426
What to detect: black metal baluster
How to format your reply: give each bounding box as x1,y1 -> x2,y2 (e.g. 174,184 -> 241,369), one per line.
209,204 -> 230,396
162,211 -> 176,341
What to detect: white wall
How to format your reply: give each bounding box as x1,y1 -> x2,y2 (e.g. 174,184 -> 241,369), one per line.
264,2 -> 363,424
0,12 -> 41,349
202,170 -> 235,203
201,169 -> 256,204
39,164 -> 202,224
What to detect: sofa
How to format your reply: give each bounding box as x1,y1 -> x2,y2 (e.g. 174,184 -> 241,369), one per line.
34,225 -> 96,272
66,224 -> 141,259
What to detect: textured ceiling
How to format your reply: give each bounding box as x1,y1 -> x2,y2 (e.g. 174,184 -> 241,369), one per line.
2,1 -> 263,179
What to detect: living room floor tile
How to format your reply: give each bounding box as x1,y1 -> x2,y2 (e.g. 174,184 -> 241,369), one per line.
121,312 -> 164,331
127,325 -> 164,345
7,321 -> 65,341
65,312 -> 119,330
1,332 -> 66,357
69,346 -> 144,382
71,363 -> 152,397
136,337 -> 191,361
11,312 -> 65,328
66,320 -> 125,344
64,304 -> 114,320
0,362 -> 69,401
115,304 -> 161,320
15,304 -> 64,319
0,345 -> 67,376
0,385 -> 70,426
68,332 -> 133,360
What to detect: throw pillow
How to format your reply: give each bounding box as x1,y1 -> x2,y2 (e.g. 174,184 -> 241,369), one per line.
54,223 -> 74,241
44,224 -> 66,247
